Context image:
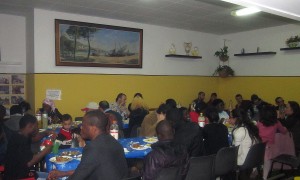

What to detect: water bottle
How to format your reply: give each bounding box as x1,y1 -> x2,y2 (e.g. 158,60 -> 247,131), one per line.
42,112 -> 48,129
110,121 -> 119,140
198,113 -> 205,127
36,109 -> 42,129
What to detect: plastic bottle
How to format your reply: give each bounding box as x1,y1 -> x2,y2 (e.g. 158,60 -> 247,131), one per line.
110,121 -> 119,140
198,113 -> 205,127
36,109 -> 42,129
42,112 -> 48,129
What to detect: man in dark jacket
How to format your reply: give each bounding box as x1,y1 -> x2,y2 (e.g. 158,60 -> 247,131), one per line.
143,120 -> 188,180
48,110 -> 128,180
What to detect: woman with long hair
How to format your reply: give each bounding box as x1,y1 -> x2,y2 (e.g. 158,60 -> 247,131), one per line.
257,106 -> 287,179
232,108 -> 261,179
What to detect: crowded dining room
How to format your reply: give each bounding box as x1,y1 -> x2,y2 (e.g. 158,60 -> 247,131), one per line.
0,0 -> 300,179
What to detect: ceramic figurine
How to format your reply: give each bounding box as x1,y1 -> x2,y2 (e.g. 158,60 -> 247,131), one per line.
183,42 -> 192,55
169,43 -> 176,54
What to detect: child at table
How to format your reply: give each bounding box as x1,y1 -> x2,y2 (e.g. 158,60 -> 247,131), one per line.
57,114 -> 86,149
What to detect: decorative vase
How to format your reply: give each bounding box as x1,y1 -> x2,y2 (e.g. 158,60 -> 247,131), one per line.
169,44 -> 176,54
183,42 -> 192,55
219,55 -> 229,62
191,47 -> 199,56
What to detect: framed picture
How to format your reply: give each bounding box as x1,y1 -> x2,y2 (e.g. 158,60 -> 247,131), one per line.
12,85 -> 24,94
12,74 -> 25,84
0,95 -> 10,105
55,19 -> 143,68
11,95 -> 25,104
0,75 -> 10,84
0,86 -> 9,94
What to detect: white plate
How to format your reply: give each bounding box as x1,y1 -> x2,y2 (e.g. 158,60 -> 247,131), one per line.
49,156 -> 72,164
143,138 -> 158,143
130,144 -> 150,150
75,154 -> 82,161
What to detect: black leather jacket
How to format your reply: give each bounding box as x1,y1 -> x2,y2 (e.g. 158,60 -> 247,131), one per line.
143,140 -> 189,180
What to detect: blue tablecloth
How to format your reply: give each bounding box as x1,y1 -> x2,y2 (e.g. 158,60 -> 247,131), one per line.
45,137 -> 154,172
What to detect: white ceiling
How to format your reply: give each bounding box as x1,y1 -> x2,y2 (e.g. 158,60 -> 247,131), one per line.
0,0 -> 298,35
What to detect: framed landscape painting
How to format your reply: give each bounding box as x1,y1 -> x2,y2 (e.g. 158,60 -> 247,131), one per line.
55,19 -> 143,68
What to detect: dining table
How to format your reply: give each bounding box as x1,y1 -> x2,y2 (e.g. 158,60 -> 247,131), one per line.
45,136 -> 156,173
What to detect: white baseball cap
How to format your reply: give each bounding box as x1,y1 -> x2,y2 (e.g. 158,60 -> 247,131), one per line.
81,102 -> 99,112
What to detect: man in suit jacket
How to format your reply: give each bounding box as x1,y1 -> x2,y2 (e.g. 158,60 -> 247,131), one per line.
48,110 -> 128,180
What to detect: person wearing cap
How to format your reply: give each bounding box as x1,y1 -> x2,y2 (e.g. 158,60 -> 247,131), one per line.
110,93 -> 130,119
81,102 -> 99,113
39,98 -> 63,124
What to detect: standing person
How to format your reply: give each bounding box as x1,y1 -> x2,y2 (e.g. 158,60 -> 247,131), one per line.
111,93 -> 130,120
39,98 -> 63,124
250,94 -> 271,121
48,110 -> 128,180
257,106 -> 287,179
203,107 -> 229,155
232,108 -> 261,179
193,91 -> 207,114
143,120 -> 188,180
235,94 -> 252,112
4,114 -> 53,179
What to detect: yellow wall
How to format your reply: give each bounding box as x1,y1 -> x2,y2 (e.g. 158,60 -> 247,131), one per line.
30,74 -> 300,118
33,74 -> 218,118
217,77 -> 300,108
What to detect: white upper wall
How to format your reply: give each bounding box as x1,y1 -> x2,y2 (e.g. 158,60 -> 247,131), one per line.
222,24 -> 300,76
34,9 -> 220,75
0,14 -> 26,73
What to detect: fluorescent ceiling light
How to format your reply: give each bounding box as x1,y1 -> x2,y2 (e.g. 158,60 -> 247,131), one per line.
232,7 -> 261,16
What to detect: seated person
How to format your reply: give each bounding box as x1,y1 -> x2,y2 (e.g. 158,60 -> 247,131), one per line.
212,99 -> 229,123
203,107 -> 229,155
57,114 -> 85,149
39,98 -> 63,124
4,114 -> 53,179
167,108 -> 204,157
143,120 -> 188,180
48,110 -> 128,180
4,104 -> 23,131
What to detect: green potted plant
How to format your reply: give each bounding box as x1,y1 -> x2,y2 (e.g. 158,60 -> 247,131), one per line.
214,46 -> 229,62
213,65 -> 235,78
286,35 -> 300,48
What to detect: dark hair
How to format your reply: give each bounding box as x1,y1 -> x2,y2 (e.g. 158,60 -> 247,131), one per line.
288,101 -> 300,116
275,97 -> 283,103
19,114 -> 37,129
211,93 -> 217,97
251,94 -> 259,102
211,98 -> 224,107
198,91 -> 205,95
115,93 -> 125,102
179,107 -> 188,121
156,104 -> 170,114
165,99 -> 177,109
156,120 -> 174,138
0,105 -> 6,119
205,107 -> 219,123
19,101 -> 31,113
62,114 -> 72,122
134,93 -> 143,98
166,108 -> 182,128
85,110 -> 108,132
99,100 -> 110,110
10,105 -> 22,115
259,106 -> 277,127
235,94 -> 242,98
232,108 -> 261,144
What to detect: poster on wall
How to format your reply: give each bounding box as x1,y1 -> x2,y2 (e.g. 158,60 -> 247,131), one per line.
0,86 -> 9,94
0,75 -> 10,84
0,95 -> 10,105
12,85 -> 24,94
12,74 -> 25,84
11,95 -> 25,105
55,19 -> 143,68
46,89 -> 62,100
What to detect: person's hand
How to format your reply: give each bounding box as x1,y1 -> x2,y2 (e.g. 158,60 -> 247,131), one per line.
48,169 -> 63,179
45,130 -> 58,139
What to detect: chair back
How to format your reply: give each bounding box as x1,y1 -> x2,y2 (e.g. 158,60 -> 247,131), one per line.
214,146 -> 239,177
155,166 -> 181,180
185,155 -> 215,180
239,142 -> 266,170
